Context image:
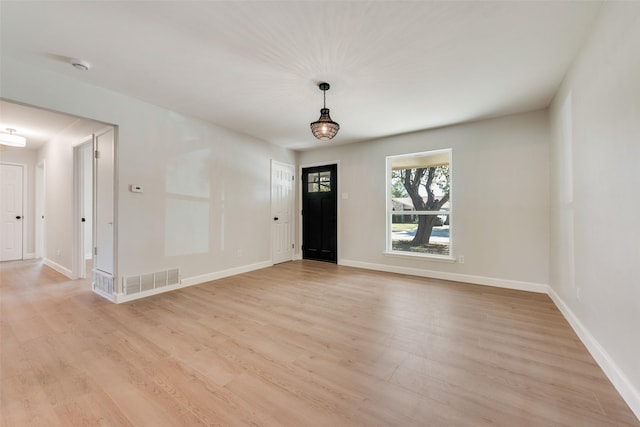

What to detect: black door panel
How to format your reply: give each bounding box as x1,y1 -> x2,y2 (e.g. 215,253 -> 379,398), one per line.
302,164 -> 337,263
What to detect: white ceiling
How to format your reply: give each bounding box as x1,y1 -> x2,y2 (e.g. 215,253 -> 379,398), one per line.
0,100 -> 107,150
0,1 -> 602,151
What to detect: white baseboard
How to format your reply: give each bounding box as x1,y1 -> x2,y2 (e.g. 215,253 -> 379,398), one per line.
114,260 -> 272,304
43,258 -> 73,279
548,288 -> 640,421
115,281 -> 185,303
24,252 -> 36,260
340,259 -> 549,294
180,260 -> 273,287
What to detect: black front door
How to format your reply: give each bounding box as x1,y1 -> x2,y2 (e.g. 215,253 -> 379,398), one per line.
302,164 -> 337,263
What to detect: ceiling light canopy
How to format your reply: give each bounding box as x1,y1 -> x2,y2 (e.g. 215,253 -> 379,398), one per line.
71,59 -> 90,71
310,83 -> 340,141
0,128 -> 26,147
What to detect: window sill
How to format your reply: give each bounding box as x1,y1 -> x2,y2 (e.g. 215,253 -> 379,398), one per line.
383,251 -> 456,263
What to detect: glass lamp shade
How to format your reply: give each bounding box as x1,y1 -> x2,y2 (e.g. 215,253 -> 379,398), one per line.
310,108 -> 340,140
0,132 -> 26,147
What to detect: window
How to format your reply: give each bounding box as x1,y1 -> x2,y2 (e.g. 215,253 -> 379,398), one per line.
307,170 -> 332,193
387,149 -> 452,258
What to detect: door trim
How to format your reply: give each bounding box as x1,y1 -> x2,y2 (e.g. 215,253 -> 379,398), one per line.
299,160 -> 341,264
93,127 -> 118,282
0,162 -> 28,261
35,160 -> 46,259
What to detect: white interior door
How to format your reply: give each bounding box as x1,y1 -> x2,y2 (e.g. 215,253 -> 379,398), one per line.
94,129 -> 114,275
271,160 -> 294,264
1,163 -> 24,261
82,144 -> 93,261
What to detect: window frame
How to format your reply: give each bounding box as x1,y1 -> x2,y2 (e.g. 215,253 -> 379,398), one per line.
306,170 -> 332,193
385,148 -> 454,262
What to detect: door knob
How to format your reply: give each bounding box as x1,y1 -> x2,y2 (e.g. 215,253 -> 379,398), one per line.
15,215 -> 22,220
273,217 -> 279,221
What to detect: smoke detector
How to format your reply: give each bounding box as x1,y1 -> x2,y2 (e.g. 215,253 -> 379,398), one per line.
71,59 -> 90,71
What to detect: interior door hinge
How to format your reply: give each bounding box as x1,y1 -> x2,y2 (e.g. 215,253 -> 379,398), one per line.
94,247 -> 98,255
94,150 -> 100,159
291,243 -> 294,249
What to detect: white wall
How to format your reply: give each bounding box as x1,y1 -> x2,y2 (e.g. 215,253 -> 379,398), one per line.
299,110 -> 550,290
0,146 -> 37,257
1,57 -> 295,287
549,1 -> 640,417
37,132 -> 73,270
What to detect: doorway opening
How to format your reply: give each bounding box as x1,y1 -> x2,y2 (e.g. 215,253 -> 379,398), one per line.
72,126 -> 116,285
73,138 -> 93,279
302,164 -> 338,263
1,99 -> 116,296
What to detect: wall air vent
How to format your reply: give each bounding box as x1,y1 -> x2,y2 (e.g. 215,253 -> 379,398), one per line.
93,270 -> 115,295
124,268 -> 180,295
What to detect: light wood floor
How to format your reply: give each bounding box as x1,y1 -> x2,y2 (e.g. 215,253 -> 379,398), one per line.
1,259 -> 638,426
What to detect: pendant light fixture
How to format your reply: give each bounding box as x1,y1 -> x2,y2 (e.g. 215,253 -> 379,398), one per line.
0,128 -> 26,147
310,82 -> 340,140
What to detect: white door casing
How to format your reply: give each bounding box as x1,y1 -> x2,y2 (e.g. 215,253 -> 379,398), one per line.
35,161 -> 45,259
0,163 -> 24,261
271,160 -> 295,264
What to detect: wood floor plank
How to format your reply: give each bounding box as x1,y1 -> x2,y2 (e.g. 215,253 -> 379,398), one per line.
53,390 -> 135,427
1,259 -> 638,426
148,357 -> 283,426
